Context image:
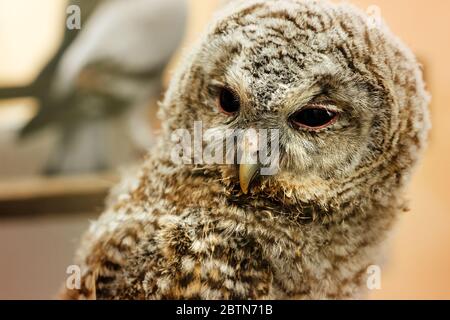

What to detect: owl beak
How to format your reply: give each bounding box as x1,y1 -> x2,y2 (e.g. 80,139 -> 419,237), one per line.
239,163 -> 260,194
238,129 -> 260,194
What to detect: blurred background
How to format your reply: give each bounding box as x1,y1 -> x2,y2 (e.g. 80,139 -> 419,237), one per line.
0,0 -> 448,299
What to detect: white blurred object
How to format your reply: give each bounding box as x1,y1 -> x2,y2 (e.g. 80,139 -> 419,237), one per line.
46,0 -> 187,173
56,0 -> 186,97
0,0 -> 188,174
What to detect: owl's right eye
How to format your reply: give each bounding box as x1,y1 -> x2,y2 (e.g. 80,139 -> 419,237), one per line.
217,87 -> 240,115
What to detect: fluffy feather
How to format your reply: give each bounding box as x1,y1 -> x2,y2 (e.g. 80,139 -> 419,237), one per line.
63,0 -> 430,299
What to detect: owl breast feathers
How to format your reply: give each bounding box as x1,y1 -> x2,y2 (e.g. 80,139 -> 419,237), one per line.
63,0 -> 430,299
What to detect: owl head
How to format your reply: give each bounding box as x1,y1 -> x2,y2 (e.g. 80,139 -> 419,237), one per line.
160,0 -> 430,220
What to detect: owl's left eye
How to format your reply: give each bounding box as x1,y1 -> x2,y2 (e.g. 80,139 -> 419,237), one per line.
289,106 -> 338,130
217,87 -> 240,115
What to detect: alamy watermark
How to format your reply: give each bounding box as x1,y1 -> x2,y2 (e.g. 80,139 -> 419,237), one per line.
170,122 -> 280,176
64,263 -> 382,291
366,264 -> 382,290
66,5 -> 81,30
66,264 -> 81,290
366,5 -> 383,30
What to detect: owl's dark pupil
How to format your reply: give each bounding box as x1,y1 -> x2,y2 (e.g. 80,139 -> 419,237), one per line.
291,108 -> 337,129
218,88 -> 240,114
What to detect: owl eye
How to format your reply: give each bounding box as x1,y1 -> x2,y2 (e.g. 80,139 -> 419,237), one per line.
290,106 -> 338,130
217,87 -> 240,115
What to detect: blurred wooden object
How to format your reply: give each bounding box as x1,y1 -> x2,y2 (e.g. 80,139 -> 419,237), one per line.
0,174 -> 117,217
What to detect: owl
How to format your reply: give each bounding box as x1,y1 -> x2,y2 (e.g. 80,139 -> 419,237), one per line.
62,0 -> 430,299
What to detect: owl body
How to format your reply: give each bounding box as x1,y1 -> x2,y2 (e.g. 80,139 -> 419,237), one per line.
66,157 -> 395,299
64,0 -> 430,299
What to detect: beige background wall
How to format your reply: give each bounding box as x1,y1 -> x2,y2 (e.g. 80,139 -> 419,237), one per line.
0,0 -> 449,299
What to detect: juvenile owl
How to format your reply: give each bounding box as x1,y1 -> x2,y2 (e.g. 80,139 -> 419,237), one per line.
63,0 -> 430,299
